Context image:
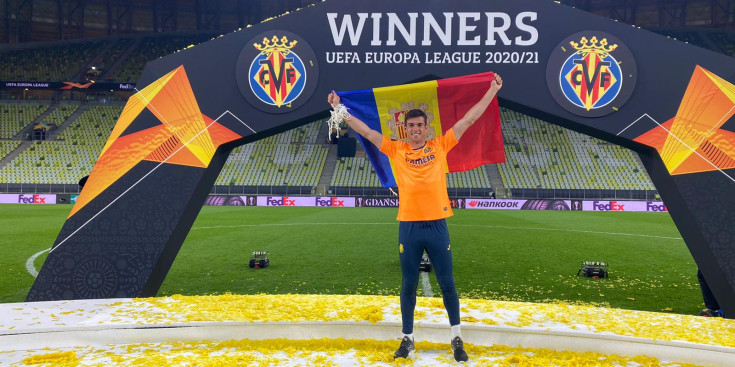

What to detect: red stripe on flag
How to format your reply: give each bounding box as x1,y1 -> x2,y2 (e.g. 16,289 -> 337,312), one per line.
437,72 -> 506,172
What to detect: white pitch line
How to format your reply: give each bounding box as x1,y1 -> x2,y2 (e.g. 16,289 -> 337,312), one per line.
450,224 -> 683,240
25,248 -> 50,278
29,221 -> 682,278
190,222 -> 683,240
191,222 -> 396,229
420,272 -> 434,297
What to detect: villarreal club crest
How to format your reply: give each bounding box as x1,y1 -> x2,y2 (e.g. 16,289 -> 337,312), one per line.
236,31 -> 319,114
546,31 -> 637,118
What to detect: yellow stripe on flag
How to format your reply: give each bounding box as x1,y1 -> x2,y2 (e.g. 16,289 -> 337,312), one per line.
373,80 -> 449,177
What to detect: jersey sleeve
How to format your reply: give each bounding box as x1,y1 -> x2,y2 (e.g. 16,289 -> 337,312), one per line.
440,128 -> 459,153
379,136 -> 398,158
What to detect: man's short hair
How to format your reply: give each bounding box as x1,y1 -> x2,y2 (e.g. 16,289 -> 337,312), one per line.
404,109 -> 427,124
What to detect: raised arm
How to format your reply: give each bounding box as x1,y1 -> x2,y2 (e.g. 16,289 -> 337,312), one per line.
328,91 -> 383,149
451,74 -> 503,141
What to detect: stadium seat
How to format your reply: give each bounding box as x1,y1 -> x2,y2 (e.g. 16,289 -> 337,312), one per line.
107,34 -> 217,82
0,105 -> 121,184
214,120 -> 326,187
0,103 -> 49,139
496,108 -> 655,190
0,42 -> 105,81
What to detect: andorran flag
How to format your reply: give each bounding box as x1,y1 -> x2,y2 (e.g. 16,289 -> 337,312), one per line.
338,72 -> 505,187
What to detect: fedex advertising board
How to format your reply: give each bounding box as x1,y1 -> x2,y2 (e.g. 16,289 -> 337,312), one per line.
256,196 -> 356,207
0,194 -> 57,204
586,200 -> 668,212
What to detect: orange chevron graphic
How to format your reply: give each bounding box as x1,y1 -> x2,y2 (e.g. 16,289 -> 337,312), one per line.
634,66 -> 735,175
69,66 -> 242,218
99,70 -> 177,157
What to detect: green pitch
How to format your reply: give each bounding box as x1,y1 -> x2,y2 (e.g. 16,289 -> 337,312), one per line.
1,205 -> 702,315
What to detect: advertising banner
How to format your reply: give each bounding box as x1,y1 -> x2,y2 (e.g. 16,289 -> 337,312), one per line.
55,194 -> 72,204
449,198 -> 465,209
313,196 -> 356,207
463,199 -> 667,212
586,200 -> 668,212
355,197 -> 400,207
465,199 -> 529,210
256,196 -> 356,207
199,195 -> 668,212
1,81 -> 135,91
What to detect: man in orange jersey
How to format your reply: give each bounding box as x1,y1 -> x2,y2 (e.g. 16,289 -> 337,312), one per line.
327,73 -> 502,362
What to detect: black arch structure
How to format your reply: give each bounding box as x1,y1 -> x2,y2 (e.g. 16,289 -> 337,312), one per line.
28,0 -> 735,318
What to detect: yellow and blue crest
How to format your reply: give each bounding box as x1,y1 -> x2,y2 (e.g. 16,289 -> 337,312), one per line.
546,31 -> 637,118
249,35 -> 306,108
560,36 -> 622,111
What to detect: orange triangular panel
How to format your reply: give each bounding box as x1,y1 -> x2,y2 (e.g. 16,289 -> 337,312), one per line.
144,135 -> 182,162
202,115 -> 243,147
670,130 -> 735,175
661,66 -> 735,173
670,150 -> 714,175
143,134 -> 209,168
99,69 -> 178,157
671,140 -> 735,175
69,125 -> 174,218
707,128 -> 735,159
700,67 -> 735,105
702,139 -> 735,170
634,118 -> 674,152
146,67 -> 215,167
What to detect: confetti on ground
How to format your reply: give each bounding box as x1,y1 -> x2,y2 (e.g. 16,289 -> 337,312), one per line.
1,294 -> 733,366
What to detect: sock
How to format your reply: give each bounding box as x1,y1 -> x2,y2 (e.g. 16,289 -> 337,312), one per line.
451,325 -> 461,340
403,333 -> 413,341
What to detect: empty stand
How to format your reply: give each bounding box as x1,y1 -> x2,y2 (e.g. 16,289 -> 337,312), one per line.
108,34 -> 216,82
97,39 -> 136,74
707,31 -> 735,57
40,104 -> 78,129
0,141 -> 21,161
330,155 -> 490,190
215,121 -> 327,187
330,156 -> 382,187
0,105 -> 121,184
0,106 -> 657,196
497,108 -> 655,191
0,104 -> 49,139
0,41 -> 105,82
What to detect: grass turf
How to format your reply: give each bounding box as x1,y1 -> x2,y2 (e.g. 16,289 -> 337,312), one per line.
1,205 -> 702,315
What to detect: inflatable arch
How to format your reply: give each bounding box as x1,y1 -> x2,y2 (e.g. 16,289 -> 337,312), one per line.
28,0 -> 735,318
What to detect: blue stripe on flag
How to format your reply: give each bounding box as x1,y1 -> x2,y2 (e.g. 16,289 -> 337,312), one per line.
339,89 -> 397,187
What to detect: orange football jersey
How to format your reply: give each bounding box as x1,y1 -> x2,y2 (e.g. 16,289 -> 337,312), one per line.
380,129 -> 459,221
